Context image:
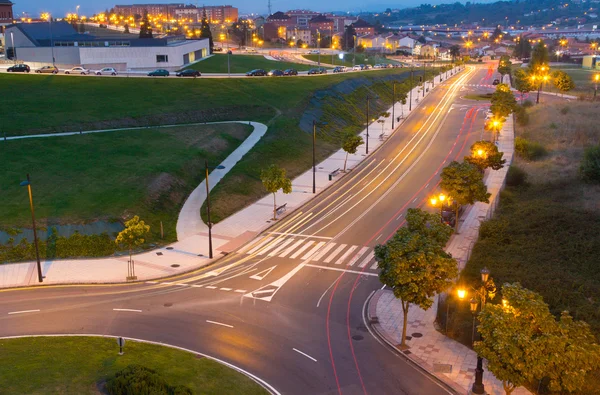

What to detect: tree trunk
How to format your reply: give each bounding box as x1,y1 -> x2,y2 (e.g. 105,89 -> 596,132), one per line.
454,204 -> 460,233
503,381 -> 515,395
400,301 -> 409,347
272,193 -> 277,220
343,152 -> 348,172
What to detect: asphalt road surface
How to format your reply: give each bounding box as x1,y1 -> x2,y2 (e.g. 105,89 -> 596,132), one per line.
0,66 -> 498,395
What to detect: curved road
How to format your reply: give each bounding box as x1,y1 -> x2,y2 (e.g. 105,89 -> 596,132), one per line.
0,66 -> 496,395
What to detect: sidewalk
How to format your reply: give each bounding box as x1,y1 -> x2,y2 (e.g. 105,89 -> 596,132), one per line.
0,67 -> 461,288
369,116 -> 532,394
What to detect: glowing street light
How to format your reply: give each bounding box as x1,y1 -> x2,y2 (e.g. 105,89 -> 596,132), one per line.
594,73 -> 599,100
429,192 -> 447,222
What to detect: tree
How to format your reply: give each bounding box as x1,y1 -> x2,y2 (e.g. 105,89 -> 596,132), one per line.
341,132 -> 364,172
342,24 -> 356,50
123,23 -> 130,34
449,45 -> 461,61
138,10 -> 152,39
580,144 -> 600,183
440,161 -> 490,231
260,164 -> 292,220
115,216 -> 150,279
200,8 -> 213,53
513,68 -> 532,103
490,83 -> 517,118
512,36 -> 531,60
529,40 -> 549,71
375,208 -> 457,347
464,140 -> 506,171
491,26 -> 503,41
552,70 -> 575,96
475,283 -> 600,395
497,55 -> 512,80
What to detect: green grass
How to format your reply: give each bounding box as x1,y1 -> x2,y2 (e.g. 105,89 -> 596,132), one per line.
1,124 -> 252,244
0,336 -> 267,395
302,53 -> 399,67
185,54 -> 315,73
463,93 -> 492,101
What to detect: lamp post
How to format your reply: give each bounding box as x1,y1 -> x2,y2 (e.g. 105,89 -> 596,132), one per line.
429,192 -> 447,223
311,120 -> 327,194
204,160 -> 225,259
317,30 -> 321,66
446,287 -> 467,334
353,34 -> 356,68
20,174 -> 43,283
392,81 -> 396,130
366,96 -> 370,154
409,67 -> 414,111
471,266 -> 496,395
10,31 -> 15,64
594,74 -> 599,101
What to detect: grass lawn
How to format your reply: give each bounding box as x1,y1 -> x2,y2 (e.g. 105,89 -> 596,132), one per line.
1,123 -> 252,243
185,54 -> 315,73
463,93 -> 492,101
511,64 -> 598,96
0,336 -> 267,395
303,53 -> 399,67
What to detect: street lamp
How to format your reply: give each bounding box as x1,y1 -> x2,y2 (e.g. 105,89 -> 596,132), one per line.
20,174 -> 43,283
366,96 -> 370,154
594,74 -> 599,101
312,120 -> 327,194
204,160 -> 225,259
429,192 -> 447,222
471,266 -> 496,395
445,286 -> 467,334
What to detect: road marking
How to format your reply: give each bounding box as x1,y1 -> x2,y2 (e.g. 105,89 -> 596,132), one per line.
375,234 -> 382,241
370,261 -> 379,270
425,183 -> 430,188
268,239 -> 295,256
256,238 -> 285,256
175,283 -> 188,287
234,289 -> 247,293
206,320 -> 234,328
249,265 -> 277,281
290,240 -> 315,259
244,263 -> 305,302
311,242 -> 337,261
293,348 -> 318,362
267,232 -> 332,240
335,245 -> 357,265
206,286 -> 217,289
323,244 -> 347,263
8,309 -> 40,315
413,198 -> 417,203
220,288 -> 232,291
302,241 -> 326,260
357,251 -> 375,268
246,237 -> 274,255
304,263 -> 378,277
396,213 -> 403,221
145,281 -> 158,284
190,284 -> 204,288
279,239 -> 304,258
113,308 -> 142,313
347,246 -> 370,267
162,282 -> 175,285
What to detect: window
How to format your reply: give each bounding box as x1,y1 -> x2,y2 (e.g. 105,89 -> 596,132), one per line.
156,55 -> 168,63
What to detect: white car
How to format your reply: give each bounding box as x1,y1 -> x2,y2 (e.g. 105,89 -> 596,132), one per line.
245,48 -> 258,53
307,49 -> 320,55
352,65 -> 362,71
95,67 -> 118,76
64,66 -> 90,75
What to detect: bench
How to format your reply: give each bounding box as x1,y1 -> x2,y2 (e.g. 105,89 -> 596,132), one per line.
328,168 -> 341,181
379,133 -> 387,141
276,203 -> 287,215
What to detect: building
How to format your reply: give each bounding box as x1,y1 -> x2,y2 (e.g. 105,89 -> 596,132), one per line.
114,4 -> 237,23
5,21 -> 209,70
285,9 -> 320,28
351,19 -> 374,36
286,27 -> 311,45
583,55 -> 600,70
114,3 -> 184,19
309,15 -> 334,35
0,0 -> 14,49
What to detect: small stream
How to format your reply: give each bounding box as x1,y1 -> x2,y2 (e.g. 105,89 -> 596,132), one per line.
0,221 -> 124,245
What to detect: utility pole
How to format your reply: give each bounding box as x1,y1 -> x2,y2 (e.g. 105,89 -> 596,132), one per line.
409,67 -> 413,111
267,0 -> 272,16
312,120 -> 317,194
392,81 -> 396,130
318,30 -> 321,66
20,174 -> 43,283
366,96 -> 370,154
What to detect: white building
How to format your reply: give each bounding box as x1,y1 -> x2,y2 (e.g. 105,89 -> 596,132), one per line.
5,21 -> 209,71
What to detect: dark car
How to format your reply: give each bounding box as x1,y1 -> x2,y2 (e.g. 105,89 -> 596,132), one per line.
283,68 -> 298,76
246,69 -> 267,76
332,66 -> 345,73
213,47 -> 223,52
148,69 -> 170,77
7,64 -> 30,73
267,69 -> 284,76
308,67 -> 327,75
441,206 -> 465,228
176,69 -> 201,77
492,79 -> 500,85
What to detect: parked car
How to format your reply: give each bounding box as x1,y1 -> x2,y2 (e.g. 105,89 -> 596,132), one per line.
307,49 -> 320,54
492,79 -> 500,85
213,47 -> 223,52
35,65 -> 58,74
267,69 -> 284,76
148,69 -> 170,77
65,66 -> 90,75
283,68 -> 298,76
7,64 -> 30,73
94,67 -> 118,76
308,67 -> 327,75
386,63 -> 394,68
364,64 -> 373,70
176,69 -> 201,77
332,66 -> 346,73
352,65 -> 362,71
245,48 -> 258,53
373,64 -> 385,69
246,69 -> 267,76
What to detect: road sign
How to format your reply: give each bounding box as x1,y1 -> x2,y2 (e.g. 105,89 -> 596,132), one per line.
117,337 -> 126,355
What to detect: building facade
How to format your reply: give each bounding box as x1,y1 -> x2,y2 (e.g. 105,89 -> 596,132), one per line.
114,3 -> 183,19
0,0 -> 14,48
114,4 -> 237,23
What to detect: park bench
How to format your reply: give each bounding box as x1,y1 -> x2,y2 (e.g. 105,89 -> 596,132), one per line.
276,203 -> 287,216
328,168 -> 341,181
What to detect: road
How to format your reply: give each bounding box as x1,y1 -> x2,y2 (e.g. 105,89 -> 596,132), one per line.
0,66 -> 497,395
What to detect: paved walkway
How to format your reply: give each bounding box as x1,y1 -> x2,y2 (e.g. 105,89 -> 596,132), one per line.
0,67 -> 459,288
369,115 -> 532,394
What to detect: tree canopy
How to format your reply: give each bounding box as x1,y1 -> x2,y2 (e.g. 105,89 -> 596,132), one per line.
490,83 -> 517,118
513,68 -> 533,102
200,9 -> 213,53
497,55 -> 512,78
552,70 -> 575,95
341,132 -> 364,172
260,164 -> 292,220
464,140 -> 506,171
529,41 -> 549,71
139,11 -> 153,39
512,36 -> 531,60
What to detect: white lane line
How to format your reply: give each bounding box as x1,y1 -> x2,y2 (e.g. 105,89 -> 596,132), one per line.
323,244 -> 347,263
162,282 -> 175,285
293,348 -> 318,362
425,183 -> 430,188
267,232 -> 332,240
301,241 -> 326,260
279,239 -> 304,258
335,245 -> 358,265
206,320 -> 234,328
206,286 -> 217,289
290,240 -> 315,259
255,238 -> 285,256
175,283 -> 188,287
220,288 -> 232,291
358,251 -> 375,268
7,309 -> 40,315
413,198 -> 417,203
145,281 -> 158,284
113,309 -> 142,313
396,213 -> 403,221
190,284 -> 204,288
304,263 -> 378,277
370,261 -> 380,270
347,246 -> 370,267
247,237 -> 274,255
234,289 -> 247,293
311,242 -> 336,261
268,238 -> 295,257
375,234 -> 382,241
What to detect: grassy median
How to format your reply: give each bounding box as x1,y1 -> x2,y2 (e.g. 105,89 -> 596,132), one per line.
0,336 -> 268,395
185,53 -> 315,73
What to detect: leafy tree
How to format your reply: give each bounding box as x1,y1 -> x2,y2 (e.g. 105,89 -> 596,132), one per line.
449,45 -> 460,61
260,164 -> 292,220
106,364 -> 192,395
115,216 -> 150,268
529,40 -> 549,71
551,70 -> 575,96
200,8 -> 213,53
475,283 -> 600,395
490,83 -> 517,118
491,26 -> 503,41
440,161 -> 490,231
497,55 -> 512,80
580,144 -> 600,183
230,21 -> 249,47
341,132 -> 364,172
138,10 -> 153,39
342,24 -> 357,50
123,23 -> 130,34
375,208 -> 457,347
464,140 -> 506,171
513,68 -> 532,103
512,35 -> 531,60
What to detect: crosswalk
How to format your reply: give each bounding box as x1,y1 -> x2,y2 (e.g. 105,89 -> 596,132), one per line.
243,236 -> 380,271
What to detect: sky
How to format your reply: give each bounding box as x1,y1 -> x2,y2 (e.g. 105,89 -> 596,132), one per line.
12,0 -> 460,20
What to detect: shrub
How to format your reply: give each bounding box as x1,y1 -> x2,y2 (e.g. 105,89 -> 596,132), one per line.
479,218 -> 511,244
560,106 -> 570,115
580,144 -> 600,183
506,165 -> 528,187
106,365 -> 192,395
514,105 -> 529,126
522,100 -> 534,108
515,137 -> 547,160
